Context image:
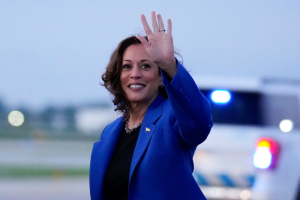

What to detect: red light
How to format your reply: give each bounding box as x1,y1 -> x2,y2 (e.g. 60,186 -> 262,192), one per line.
254,137 -> 281,169
256,138 -> 279,154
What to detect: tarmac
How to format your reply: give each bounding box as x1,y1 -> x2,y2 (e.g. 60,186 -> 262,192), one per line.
0,177 -> 90,200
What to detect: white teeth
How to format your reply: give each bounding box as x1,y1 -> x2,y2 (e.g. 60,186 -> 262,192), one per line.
130,85 -> 144,88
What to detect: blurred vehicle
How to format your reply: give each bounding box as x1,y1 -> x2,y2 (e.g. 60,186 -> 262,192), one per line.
192,76 -> 300,200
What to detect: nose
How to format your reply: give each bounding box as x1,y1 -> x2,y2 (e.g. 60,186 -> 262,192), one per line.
130,65 -> 141,78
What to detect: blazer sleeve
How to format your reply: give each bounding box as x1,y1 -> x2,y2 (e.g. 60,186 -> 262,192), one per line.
161,60 -> 213,147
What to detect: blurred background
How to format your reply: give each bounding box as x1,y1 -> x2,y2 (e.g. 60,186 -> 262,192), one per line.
1,0 -> 300,199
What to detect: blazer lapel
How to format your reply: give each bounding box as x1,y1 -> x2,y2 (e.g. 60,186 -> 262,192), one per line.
90,117 -> 124,199
129,95 -> 165,182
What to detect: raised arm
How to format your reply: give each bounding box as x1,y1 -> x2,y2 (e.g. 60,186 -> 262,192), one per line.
138,12 -> 213,147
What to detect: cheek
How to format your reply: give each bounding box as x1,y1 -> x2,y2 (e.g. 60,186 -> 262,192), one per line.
120,73 -> 127,86
148,68 -> 161,83
119,80 -> 128,95
149,76 -> 162,90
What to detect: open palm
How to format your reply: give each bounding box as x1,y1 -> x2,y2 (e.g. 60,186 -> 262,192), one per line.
137,11 -> 177,77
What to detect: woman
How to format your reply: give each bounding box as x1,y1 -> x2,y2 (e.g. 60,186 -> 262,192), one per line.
90,11 -> 213,200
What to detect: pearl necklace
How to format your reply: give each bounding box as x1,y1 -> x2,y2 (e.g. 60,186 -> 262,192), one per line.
125,118 -> 142,134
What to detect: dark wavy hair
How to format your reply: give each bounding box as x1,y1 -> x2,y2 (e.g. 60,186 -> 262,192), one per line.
101,36 -> 167,120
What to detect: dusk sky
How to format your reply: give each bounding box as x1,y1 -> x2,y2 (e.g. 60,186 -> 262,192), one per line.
1,1 -> 300,110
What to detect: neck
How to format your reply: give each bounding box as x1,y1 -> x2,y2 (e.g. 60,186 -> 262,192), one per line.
128,98 -> 155,129
127,94 -> 159,128
127,102 -> 149,129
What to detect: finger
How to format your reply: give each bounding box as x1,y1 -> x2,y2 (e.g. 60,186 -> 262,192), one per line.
151,11 -> 159,32
141,14 -> 152,35
167,19 -> 172,35
157,14 -> 165,32
136,35 -> 150,49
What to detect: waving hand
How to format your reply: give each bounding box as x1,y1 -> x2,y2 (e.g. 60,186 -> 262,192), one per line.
136,11 -> 177,78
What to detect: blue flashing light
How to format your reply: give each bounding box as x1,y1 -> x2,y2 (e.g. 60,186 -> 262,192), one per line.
253,148 -> 272,169
211,90 -> 231,103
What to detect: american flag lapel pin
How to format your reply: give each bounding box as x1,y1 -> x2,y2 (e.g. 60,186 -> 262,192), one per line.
146,127 -> 150,132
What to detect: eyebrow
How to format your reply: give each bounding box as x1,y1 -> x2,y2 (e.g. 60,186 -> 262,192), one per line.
122,59 -> 151,63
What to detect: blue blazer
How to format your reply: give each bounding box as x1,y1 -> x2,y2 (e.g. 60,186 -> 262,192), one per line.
90,62 -> 213,200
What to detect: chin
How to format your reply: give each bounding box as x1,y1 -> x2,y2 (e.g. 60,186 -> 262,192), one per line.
127,96 -> 152,105
128,98 -> 145,103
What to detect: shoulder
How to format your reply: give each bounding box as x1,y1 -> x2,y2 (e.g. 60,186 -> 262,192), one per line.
100,116 -> 123,139
106,116 -> 124,128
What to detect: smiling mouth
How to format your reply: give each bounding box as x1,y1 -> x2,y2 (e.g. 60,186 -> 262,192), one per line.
129,84 -> 145,89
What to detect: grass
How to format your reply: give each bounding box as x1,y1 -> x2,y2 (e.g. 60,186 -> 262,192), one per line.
0,165 -> 89,178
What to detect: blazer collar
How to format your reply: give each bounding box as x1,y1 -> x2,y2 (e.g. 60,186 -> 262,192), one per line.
129,94 -> 165,181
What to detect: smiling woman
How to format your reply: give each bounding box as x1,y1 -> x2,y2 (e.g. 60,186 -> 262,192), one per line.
121,44 -> 162,107
101,36 -> 166,121
89,11 -> 213,200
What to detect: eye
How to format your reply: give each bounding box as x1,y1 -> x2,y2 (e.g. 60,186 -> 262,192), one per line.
142,64 -> 151,69
122,64 -> 131,69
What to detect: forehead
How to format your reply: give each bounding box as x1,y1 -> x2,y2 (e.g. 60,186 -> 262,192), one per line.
123,44 -> 151,61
